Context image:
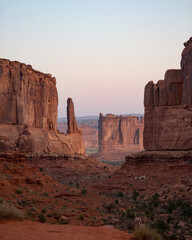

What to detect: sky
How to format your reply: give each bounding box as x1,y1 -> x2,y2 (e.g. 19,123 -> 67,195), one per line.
0,0 -> 192,117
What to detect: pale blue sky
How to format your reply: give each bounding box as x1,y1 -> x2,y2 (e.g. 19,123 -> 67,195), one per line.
0,0 -> 191,117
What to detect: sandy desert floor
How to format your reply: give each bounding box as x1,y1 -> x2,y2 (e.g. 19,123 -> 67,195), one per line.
0,220 -> 133,240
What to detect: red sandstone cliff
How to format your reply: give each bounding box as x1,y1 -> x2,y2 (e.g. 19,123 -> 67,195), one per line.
0,59 -> 84,155
98,113 -> 144,154
0,59 -> 57,130
144,37 -> 192,150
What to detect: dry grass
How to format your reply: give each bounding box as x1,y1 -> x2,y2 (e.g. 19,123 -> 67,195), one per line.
134,226 -> 162,240
0,203 -> 24,221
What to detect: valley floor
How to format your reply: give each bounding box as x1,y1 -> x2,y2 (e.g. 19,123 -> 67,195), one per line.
0,151 -> 192,239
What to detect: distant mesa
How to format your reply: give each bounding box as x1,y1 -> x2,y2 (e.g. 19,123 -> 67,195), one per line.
144,36 -> 192,150
98,113 -> 144,154
0,59 -> 84,155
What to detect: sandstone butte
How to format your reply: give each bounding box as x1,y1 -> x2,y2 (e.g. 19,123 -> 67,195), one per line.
0,59 -> 84,155
98,113 -> 144,154
144,36 -> 192,151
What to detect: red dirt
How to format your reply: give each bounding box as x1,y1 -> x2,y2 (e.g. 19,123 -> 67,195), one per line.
0,220 -> 133,240
0,154 -> 118,226
92,152 -> 192,205
0,151 -> 191,239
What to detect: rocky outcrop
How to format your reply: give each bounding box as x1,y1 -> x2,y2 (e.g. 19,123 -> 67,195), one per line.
67,98 -> 81,134
98,113 -> 144,154
18,124 -> 34,152
144,37 -> 192,150
0,59 -> 85,155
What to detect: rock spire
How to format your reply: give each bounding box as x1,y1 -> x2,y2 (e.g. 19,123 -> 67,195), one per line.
67,98 -> 81,134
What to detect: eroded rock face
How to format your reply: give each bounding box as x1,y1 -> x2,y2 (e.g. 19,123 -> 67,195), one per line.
0,59 -> 84,155
144,37 -> 192,150
98,113 -> 144,154
0,59 -> 58,131
181,37 -> 192,105
18,124 -> 34,152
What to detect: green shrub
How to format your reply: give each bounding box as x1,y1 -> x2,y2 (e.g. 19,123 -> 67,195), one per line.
81,189 -> 87,195
41,208 -> 46,213
166,215 -> 174,223
142,203 -> 154,220
18,200 -> 28,206
15,189 -> 22,195
126,208 -> 135,219
132,190 -> 139,201
106,203 -> 114,212
165,200 -> 177,213
79,215 -> 84,220
151,193 -> 160,207
180,201 -> 192,218
134,226 -> 162,240
117,191 -> 124,197
152,219 -> 169,234
38,214 -> 46,223
169,234 -> 178,240
0,204 -> 24,220
145,209 -> 154,220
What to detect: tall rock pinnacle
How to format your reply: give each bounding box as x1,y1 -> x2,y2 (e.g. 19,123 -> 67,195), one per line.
67,98 -> 81,134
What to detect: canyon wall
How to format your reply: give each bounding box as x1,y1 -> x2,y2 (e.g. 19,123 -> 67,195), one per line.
0,59 -> 84,155
98,113 -> 144,154
144,37 -> 192,150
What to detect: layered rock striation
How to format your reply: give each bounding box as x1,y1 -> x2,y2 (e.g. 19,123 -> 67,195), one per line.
0,59 -> 57,130
144,37 -> 192,150
0,59 -> 84,155
98,113 -> 144,154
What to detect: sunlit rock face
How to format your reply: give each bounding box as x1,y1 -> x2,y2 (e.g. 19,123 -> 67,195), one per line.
144,37 -> 192,151
0,59 -> 58,130
0,59 -> 84,155
98,113 -> 144,154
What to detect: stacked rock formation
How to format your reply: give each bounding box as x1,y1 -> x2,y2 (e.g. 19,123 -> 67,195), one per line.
144,37 -> 192,150
0,59 -> 85,155
98,113 -> 144,154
